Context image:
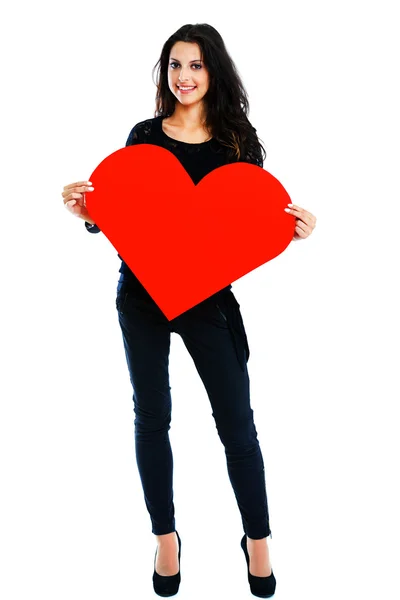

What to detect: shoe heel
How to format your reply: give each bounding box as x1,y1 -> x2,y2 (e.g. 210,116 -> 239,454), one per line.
240,534 -> 276,598
152,531 -> 181,597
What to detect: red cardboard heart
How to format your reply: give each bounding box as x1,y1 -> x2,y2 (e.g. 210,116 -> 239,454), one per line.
86,144 -> 294,320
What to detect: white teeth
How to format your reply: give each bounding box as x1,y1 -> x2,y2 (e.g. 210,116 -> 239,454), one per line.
178,86 -> 195,90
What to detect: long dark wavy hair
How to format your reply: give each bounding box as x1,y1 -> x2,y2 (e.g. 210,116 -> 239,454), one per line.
152,23 -> 266,165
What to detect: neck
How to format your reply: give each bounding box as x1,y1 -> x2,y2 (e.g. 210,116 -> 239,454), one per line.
169,102 -> 208,130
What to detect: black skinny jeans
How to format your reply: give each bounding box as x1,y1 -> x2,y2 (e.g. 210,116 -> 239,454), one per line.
115,277 -> 272,539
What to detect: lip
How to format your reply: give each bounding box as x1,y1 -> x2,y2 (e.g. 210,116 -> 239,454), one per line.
177,85 -> 197,95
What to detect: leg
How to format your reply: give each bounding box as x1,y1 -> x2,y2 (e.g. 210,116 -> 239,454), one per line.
116,285 -> 176,536
173,293 -> 272,540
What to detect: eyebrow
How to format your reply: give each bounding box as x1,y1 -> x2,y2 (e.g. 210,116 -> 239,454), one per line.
170,58 -> 203,63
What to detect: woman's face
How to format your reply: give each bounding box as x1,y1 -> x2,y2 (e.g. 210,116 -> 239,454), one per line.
167,41 -> 210,107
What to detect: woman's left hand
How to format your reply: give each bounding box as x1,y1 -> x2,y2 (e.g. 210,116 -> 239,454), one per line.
284,203 -> 317,241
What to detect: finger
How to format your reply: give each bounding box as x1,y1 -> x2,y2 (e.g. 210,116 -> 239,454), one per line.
63,192 -> 83,204
286,206 -> 305,216
288,209 -> 313,227
294,224 -> 308,238
295,221 -> 310,236
62,184 -> 94,198
63,180 -> 92,191
288,205 -> 316,227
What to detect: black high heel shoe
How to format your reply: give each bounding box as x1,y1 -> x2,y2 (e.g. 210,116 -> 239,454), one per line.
152,531 -> 181,597
240,534 -> 276,598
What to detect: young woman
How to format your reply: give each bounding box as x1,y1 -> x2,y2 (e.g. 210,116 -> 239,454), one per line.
62,23 -> 316,598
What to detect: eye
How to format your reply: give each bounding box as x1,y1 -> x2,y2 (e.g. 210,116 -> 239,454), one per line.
170,62 -> 202,69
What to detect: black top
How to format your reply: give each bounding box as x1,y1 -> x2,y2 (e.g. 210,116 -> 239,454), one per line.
85,115 -> 263,305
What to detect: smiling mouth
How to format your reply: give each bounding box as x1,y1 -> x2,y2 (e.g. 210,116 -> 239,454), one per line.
177,85 -> 197,91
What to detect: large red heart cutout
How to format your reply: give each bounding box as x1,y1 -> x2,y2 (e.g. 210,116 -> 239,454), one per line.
86,144 -> 294,320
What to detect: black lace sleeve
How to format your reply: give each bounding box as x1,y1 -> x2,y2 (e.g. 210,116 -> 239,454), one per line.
243,127 -> 264,168
245,150 -> 263,168
85,220 -> 101,233
125,119 -> 152,146
125,125 -> 140,146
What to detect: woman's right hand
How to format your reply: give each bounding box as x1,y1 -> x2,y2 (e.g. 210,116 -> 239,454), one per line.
62,180 -> 95,225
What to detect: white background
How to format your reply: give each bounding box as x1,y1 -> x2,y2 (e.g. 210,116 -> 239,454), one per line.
1,1 -> 399,599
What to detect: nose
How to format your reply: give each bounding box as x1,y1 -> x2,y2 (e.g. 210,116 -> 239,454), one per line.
178,67 -> 190,82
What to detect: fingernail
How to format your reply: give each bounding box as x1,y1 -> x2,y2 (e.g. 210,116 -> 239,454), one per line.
284,207 -> 291,212
288,203 -> 293,207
